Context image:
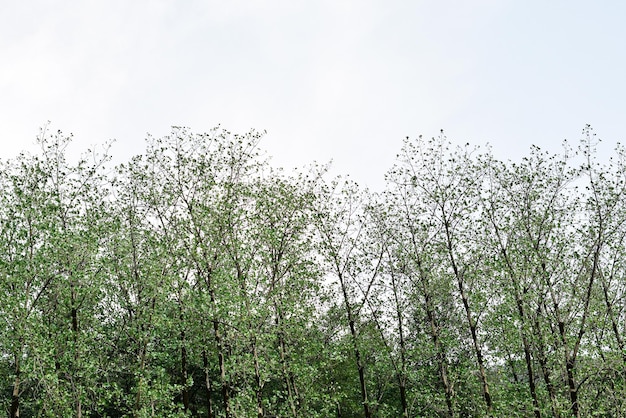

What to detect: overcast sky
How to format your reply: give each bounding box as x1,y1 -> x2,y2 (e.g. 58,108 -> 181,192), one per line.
1,1 -> 624,190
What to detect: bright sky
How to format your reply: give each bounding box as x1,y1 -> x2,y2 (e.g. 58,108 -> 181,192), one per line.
1,1 -> 624,190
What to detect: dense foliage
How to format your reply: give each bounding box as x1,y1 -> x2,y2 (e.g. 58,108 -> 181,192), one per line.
1,125 -> 625,417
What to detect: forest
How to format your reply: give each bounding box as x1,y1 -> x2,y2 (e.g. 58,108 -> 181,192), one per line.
1,125 -> 626,418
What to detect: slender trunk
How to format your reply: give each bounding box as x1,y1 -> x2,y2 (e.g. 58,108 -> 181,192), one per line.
425,292 -> 454,418
280,353 -> 297,416
236,264 -> 264,418
339,274 -> 371,418
180,318 -> 190,412
71,284 -> 82,418
211,285 -> 230,416
538,356 -> 559,418
557,310 -> 584,418
564,260 -> 597,418
397,359 -> 408,418
418,255 -> 455,418
502,250 -> 541,417
71,306 -> 78,333
389,267 -> 408,418
199,257 -> 230,417
178,297 -> 190,411
72,378 -> 83,418
133,295 -> 156,417
601,278 -> 626,365
521,336 -> 540,418
134,343 -> 146,417
349,317 -> 371,418
461,286 -> 492,413
10,355 -> 20,418
411,231 -> 454,417
565,356 -> 579,418
509,286 -> 540,417
557,314 -> 579,418
534,303 -> 560,418
391,321 -> 408,418
545,242 -> 598,418
213,315 -> 230,418
203,349 -> 214,418
276,305 -> 298,417
444,220 -> 492,414
252,338 -> 264,418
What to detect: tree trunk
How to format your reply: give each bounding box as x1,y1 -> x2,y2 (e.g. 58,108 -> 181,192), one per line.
180,326 -> 190,412
499,245 -> 541,418
389,265 -> 408,418
444,220 -> 492,415
134,339 -> 148,417
339,273 -> 371,418
10,356 -> 20,418
426,299 -> 455,418
601,278 -> 626,365
534,303 -> 560,418
350,316 -> 371,418
203,349 -> 214,418
521,335 -> 540,418
71,285 -> 82,418
419,254 -> 455,418
252,338 -> 264,418
213,316 -> 230,418
565,357 -> 579,418
276,305 -> 299,417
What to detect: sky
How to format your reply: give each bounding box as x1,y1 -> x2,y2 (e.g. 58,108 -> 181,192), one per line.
1,1 -> 625,190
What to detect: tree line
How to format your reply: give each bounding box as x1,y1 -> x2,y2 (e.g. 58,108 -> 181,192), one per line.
1,125 -> 625,417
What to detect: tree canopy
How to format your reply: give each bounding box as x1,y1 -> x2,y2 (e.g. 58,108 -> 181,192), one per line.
1,125 -> 625,418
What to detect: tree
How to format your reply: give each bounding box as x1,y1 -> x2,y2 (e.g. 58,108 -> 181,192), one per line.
313,177 -> 383,418
2,123 -> 625,416
0,128 -> 112,417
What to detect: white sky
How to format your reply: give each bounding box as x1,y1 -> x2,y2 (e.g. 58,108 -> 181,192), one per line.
1,1 -> 624,190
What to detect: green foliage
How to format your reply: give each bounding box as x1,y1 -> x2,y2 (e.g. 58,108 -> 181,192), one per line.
1,124 -> 626,417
